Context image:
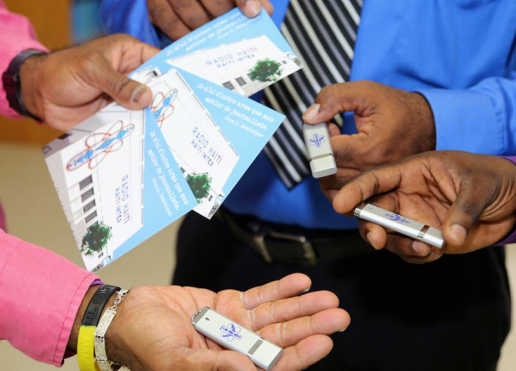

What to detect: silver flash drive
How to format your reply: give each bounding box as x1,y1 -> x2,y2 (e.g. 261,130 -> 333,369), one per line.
354,204 -> 445,248
192,306 -> 283,370
302,123 -> 337,178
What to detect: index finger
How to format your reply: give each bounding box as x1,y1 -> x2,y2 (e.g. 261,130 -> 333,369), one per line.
118,40 -> 160,73
329,132 -> 365,168
332,165 -> 403,214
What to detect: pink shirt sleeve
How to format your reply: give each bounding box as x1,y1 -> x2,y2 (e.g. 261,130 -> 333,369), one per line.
0,0 -> 48,119
0,230 -> 99,366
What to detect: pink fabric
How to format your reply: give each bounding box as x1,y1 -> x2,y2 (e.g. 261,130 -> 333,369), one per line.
0,230 -> 99,366
0,0 -> 48,119
0,5 -> 99,365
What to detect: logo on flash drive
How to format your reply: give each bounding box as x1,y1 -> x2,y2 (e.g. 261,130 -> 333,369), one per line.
385,212 -> 410,224
220,323 -> 243,341
309,133 -> 326,148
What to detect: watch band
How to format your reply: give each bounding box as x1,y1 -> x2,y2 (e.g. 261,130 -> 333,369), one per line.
81,285 -> 121,327
2,49 -> 46,121
78,285 -> 120,371
95,288 -> 131,371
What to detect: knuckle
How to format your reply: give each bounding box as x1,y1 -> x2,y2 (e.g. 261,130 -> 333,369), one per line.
147,0 -> 160,22
316,83 -> 338,102
78,53 -> 106,81
112,77 -> 131,97
279,322 -> 288,347
170,0 -> 189,8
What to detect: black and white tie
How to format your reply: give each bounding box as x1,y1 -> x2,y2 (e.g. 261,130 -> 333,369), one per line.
263,0 -> 363,189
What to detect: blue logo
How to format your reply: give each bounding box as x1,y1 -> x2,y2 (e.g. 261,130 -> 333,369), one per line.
151,89 -> 178,127
385,213 -> 410,224
309,133 -> 326,148
220,323 -> 243,341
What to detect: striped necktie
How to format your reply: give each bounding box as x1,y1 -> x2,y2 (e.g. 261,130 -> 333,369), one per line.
263,0 -> 363,189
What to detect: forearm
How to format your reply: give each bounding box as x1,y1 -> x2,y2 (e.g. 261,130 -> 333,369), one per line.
0,5 -> 47,119
0,230 -> 99,366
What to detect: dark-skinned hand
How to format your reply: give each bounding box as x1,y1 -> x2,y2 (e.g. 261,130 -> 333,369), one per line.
303,80 -> 436,201
331,151 -> 516,264
20,34 -> 159,131
147,0 -> 274,41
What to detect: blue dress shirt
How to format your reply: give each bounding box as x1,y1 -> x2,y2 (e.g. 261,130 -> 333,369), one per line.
101,0 -> 516,230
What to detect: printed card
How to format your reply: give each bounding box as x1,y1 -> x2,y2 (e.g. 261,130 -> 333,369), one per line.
44,8 -> 296,271
44,105 -> 197,272
163,8 -> 302,97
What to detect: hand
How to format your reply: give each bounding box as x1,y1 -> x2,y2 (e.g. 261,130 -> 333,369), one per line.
148,0 -> 274,40
331,151 -> 516,264
303,80 -> 436,201
72,274 -> 350,371
20,34 -> 159,131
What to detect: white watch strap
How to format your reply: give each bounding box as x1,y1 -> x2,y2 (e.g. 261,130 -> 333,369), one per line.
94,288 -> 130,371
95,308 -> 116,371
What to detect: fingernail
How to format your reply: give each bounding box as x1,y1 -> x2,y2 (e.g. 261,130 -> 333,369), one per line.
450,224 -> 467,244
131,85 -> 147,103
298,287 -> 311,295
412,241 -> 431,256
365,232 -> 372,244
246,0 -> 262,17
303,104 -> 321,121
339,327 -> 348,332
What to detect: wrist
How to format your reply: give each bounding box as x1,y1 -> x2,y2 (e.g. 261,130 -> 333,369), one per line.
68,284 -> 118,352
68,285 -> 101,352
104,290 -> 134,368
19,53 -> 47,121
411,92 -> 436,151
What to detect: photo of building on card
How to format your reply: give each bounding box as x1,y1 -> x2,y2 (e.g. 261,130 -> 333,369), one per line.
148,69 -> 239,219
44,106 -> 145,272
166,35 -> 302,97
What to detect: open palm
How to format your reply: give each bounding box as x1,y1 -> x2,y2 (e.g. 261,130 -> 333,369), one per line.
109,274 -> 350,370
332,151 -> 516,264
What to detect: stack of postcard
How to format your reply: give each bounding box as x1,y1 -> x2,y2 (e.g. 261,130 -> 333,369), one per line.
44,8 -> 302,272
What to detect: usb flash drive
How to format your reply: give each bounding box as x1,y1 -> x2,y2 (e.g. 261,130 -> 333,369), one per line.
302,123 -> 337,178
192,307 -> 283,370
354,204 -> 445,248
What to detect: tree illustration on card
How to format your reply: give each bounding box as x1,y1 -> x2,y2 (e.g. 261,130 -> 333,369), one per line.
186,173 -> 212,203
249,59 -> 282,83
81,222 -> 112,256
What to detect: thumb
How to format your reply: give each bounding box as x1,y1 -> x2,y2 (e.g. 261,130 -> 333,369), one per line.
236,0 -> 263,17
191,349 -> 255,371
303,83 -> 364,124
86,59 -> 153,110
442,182 -> 490,246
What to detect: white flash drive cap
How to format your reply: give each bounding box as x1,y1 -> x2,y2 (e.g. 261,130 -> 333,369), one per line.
248,338 -> 283,370
303,123 -> 337,178
310,154 -> 337,179
422,226 -> 445,248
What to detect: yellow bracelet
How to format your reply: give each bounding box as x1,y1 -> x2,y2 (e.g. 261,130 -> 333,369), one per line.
77,326 -> 100,371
